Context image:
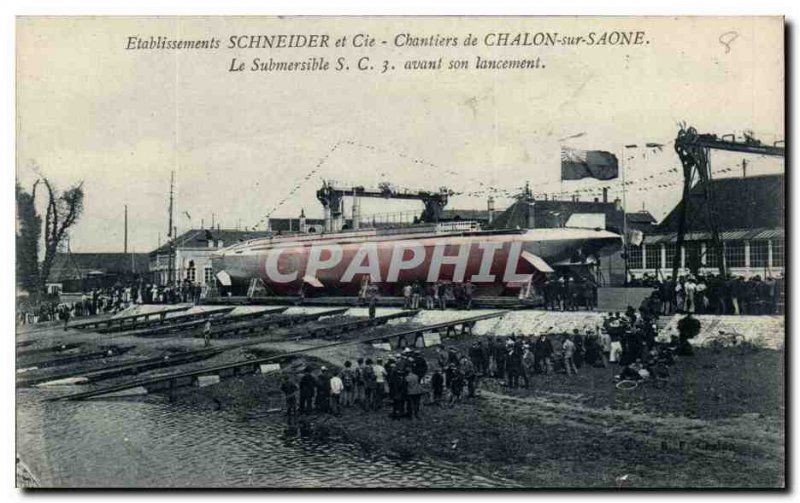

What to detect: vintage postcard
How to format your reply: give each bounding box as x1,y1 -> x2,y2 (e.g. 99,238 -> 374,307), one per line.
15,16 -> 785,489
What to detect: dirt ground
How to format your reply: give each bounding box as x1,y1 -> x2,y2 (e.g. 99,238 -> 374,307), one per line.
20,309 -> 785,488
167,341 -> 784,489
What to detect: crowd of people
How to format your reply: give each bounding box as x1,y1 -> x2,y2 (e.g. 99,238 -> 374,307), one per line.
539,276 -> 598,311
280,350 -> 458,421
16,279 -> 209,325
360,279 -> 479,314
627,273 -> 783,315
279,301 -> 690,420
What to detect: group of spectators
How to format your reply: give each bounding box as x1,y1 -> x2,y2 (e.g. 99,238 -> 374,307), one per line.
400,281 -> 477,311
279,300 -> 690,420
628,273 -> 784,315
280,347 -> 479,422
358,279 -> 479,318
539,275 -> 598,311
16,279 -> 209,326
16,301 -> 68,325
16,288 -> 131,325
457,306 -> 670,386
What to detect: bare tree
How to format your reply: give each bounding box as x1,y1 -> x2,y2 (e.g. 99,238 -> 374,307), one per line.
15,176 -> 85,296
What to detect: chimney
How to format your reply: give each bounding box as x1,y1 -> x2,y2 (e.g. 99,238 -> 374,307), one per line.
526,200 -> 536,229
299,208 -> 306,232
487,196 -> 495,224
602,187 -> 609,203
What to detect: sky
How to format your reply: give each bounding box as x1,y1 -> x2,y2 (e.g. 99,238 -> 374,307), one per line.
16,16 -> 785,252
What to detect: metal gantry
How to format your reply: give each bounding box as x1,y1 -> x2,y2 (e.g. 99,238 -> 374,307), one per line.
316,180 -> 453,231
671,127 -> 785,280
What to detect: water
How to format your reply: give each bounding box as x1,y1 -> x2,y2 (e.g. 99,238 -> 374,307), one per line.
17,389 -> 519,488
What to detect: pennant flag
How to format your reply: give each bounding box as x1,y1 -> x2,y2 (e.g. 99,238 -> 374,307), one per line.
560,148 -> 619,181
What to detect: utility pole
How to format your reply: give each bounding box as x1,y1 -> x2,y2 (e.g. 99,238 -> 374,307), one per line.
124,204 -> 128,254
742,158 -> 747,178
622,145 -> 634,284
167,170 -> 175,287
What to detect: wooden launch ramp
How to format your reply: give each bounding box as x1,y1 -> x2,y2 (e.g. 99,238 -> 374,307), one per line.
25,309 -> 407,388
46,310 -> 506,401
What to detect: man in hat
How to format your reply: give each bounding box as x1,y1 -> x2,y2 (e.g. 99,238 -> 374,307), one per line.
316,367 -> 331,413
373,358 -> 388,409
571,329 -> 585,369
280,374 -> 299,419
431,366 -> 445,405
329,370 -> 343,416
461,355 -> 478,397
463,280 -> 475,310
562,335 -> 577,375
354,358 -> 367,407
405,369 -> 424,419
389,367 -> 408,419
445,346 -> 459,367
411,351 -> 428,379
298,367 -> 316,415
402,283 -> 413,310
522,342 -> 535,387
506,345 -> 522,388
341,360 -> 356,407
583,329 -> 600,367
469,342 -> 483,375
448,364 -> 465,405
599,328 -> 611,367
435,347 -> 448,374
362,358 -> 378,410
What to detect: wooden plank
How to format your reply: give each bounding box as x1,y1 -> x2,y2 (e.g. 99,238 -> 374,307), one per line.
47,310 -> 505,401
68,306 -> 190,330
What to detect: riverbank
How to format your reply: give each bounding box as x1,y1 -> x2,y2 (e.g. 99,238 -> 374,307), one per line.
18,307 -> 784,488
167,342 -> 784,488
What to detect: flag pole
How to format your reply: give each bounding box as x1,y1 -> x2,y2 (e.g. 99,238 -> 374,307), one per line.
622,147 -> 628,236
621,146 -> 629,284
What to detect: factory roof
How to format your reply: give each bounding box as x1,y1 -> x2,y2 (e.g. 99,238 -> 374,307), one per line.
656,173 -> 784,233
149,228 -> 273,255
47,253 -> 150,282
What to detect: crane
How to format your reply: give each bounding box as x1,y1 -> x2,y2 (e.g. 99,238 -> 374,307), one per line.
316,180 -> 453,232
671,126 -> 785,280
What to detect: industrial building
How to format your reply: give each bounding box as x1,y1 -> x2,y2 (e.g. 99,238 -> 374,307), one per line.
627,173 -> 784,279
45,252 -> 151,294
149,228 -> 272,287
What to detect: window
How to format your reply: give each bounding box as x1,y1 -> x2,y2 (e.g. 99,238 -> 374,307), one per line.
750,240 -> 769,268
204,266 -> 215,285
772,239 -> 784,267
645,244 -> 661,270
705,241 -> 721,267
725,240 -> 745,268
216,240 -> 224,248
664,243 -> 678,269
186,260 -> 196,282
627,245 -> 642,269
